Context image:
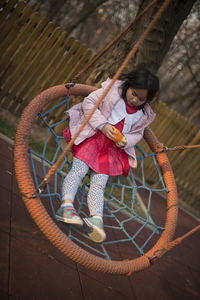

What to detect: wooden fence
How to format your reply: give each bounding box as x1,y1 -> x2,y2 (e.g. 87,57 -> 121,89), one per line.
0,0 -> 92,116
0,0 -> 199,217
137,102 -> 200,217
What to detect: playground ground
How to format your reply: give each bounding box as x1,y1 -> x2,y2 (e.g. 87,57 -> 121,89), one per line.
0,133 -> 200,300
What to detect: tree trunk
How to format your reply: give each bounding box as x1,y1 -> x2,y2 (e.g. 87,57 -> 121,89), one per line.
84,0 -> 197,86
64,0 -> 108,34
39,0 -> 108,34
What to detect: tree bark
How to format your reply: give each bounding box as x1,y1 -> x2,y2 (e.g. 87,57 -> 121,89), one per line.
84,0 -> 197,86
64,0 -> 108,34
41,0 -> 108,34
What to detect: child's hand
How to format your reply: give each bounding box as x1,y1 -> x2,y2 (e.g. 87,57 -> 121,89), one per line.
101,123 -> 116,140
115,136 -> 127,148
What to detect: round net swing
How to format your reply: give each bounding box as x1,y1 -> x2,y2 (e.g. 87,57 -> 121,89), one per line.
14,84 -> 178,276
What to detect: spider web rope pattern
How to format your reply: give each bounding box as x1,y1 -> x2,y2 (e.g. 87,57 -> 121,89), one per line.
28,96 -> 168,260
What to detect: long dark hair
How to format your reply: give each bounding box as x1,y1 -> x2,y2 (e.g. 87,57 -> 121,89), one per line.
120,67 -> 159,110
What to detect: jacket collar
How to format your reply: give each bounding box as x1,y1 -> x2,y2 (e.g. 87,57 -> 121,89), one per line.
100,78 -> 156,128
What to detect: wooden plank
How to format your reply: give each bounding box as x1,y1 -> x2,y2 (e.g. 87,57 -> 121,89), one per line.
144,109 -> 197,189
0,20 -> 54,97
0,11 -> 40,72
24,35 -> 74,105
0,0 -> 18,29
7,16 -> 48,70
169,124 -> 196,168
138,105 -> 199,198
0,1 -> 27,45
179,130 -> 200,159
157,110 -> 195,164
0,22 -> 56,109
0,12 -> 42,107
51,45 -> 90,86
184,100 -> 200,119
34,40 -> 81,93
143,109 -> 177,182
45,47 -> 92,122
64,48 -> 92,84
174,136 -> 199,176
179,182 -> 199,208
3,24 -> 60,99
150,102 -> 174,139
41,47 -> 92,132
0,10 -> 40,90
175,151 -> 197,186
13,26 -> 62,99
49,48 -> 92,123
0,91 -> 14,109
174,149 -> 199,195
0,0 -> 8,8
167,125 -> 195,164
181,151 -> 200,185
155,106 -> 179,143
21,31 -> 68,102
36,40 -> 86,119
12,27 -> 63,115
0,5 -> 34,58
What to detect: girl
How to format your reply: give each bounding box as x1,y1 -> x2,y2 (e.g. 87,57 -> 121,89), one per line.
56,67 -> 159,243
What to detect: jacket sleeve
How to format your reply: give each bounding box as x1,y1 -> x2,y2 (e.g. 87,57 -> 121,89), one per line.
82,88 -> 108,130
124,104 -> 156,149
124,128 -> 144,148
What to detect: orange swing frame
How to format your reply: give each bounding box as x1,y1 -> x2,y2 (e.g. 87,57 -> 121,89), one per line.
14,0 -> 180,275
14,83 -> 178,275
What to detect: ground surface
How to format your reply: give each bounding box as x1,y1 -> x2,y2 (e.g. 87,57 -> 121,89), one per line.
0,134 -> 200,300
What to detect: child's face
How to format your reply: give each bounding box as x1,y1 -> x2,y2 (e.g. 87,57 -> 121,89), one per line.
126,88 -> 147,106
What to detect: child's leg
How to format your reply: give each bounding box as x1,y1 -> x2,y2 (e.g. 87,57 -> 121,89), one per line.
62,157 -> 89,204
83,172 -> 109,243
87,172 -> 109,217
56,157 -> 89,225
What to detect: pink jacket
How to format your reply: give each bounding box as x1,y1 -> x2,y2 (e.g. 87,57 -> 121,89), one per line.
67,78 -> 156,167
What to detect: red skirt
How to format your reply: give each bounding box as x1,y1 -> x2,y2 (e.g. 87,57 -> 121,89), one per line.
63,120 -> 129,176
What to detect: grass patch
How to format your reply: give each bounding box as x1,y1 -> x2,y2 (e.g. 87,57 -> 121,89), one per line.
0,117 -> 55,161
29,136 -> 44,154
0,118 -> 16,139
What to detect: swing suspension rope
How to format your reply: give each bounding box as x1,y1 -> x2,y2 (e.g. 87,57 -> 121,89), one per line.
73,0 -> 160,83
42,0 -> 172,189
14,0 -> 199,275
158,144 -> 200,152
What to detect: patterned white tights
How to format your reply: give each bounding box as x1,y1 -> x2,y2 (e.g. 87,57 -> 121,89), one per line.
62,157 -> 109,217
